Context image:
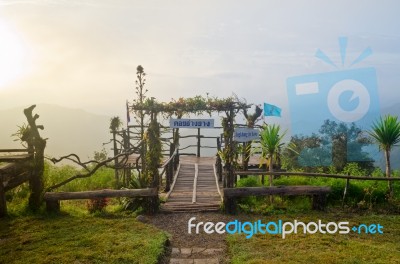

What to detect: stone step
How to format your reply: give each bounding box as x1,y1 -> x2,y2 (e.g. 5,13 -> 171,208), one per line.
169,247 -> 223,264
169,258 -> 219,264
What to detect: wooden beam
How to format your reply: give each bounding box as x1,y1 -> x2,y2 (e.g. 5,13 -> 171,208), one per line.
4,172 -> 31,192
235,171 -> 400,181
0,154 -> 32,162
223,186 -> 331,198
192,163 -> 198,203
0,163 -> 17,181
0,163 -> 29,183
43,188 -> 157,201
0,149 -> 29,153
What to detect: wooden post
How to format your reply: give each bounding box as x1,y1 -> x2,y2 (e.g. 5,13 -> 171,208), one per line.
24,105 -> 46,211
197,128 -> 201,157
123,130 -> 131,185
174,149 -> 179,171
216,138 -> 223,182
112,130 -> 120,188
342,177 -> 350,208
0,181 -> 6,217
223,108 -> 237,214
46,200 -> 60,213
165,143 -> 174,192
312,194 -> 328,211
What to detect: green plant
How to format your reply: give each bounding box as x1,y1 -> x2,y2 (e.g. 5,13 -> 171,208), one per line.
86,198 -> 109,213
259,124 -> 286,186
121,176 -> 148,211
109,116 -> 122,132
342,162 -> 367,176
368,114 -> 400,195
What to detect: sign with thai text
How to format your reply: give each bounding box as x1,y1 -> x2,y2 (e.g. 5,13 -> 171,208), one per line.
170,119 -> 214,128
234,128 -> 259,142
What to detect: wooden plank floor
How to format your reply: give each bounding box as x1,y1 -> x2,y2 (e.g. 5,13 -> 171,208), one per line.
162,158 -> 222,212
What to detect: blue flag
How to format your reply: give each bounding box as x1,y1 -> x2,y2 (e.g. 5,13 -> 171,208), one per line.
264,103 -> 281,117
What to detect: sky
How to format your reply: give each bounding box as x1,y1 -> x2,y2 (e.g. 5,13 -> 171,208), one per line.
0,0 -> 399,122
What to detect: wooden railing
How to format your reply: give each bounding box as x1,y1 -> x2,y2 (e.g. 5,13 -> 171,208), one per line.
0,148 -> 34,217
159,143 -> 179,192
231,170 -> 400,211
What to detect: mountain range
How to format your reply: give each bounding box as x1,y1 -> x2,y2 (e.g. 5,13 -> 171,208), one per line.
0,104 -> 112,160
0,103 -> 399,169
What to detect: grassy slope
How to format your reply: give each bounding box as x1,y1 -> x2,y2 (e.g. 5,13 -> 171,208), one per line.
0,214 -> 168,264
227,212 -> 400,264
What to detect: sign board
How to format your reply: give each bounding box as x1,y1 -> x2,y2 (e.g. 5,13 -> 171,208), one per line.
234,128 -> 259,142
170,118 -> 214,128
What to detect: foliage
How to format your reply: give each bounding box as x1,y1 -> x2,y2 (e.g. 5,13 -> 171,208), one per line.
283,120 -> 374,173
109,116 -> 122,132
220,108 -> 240,190
236,177 -> 263,212
93,148 -> 108,162
130,94 -> 249,116
273,176 -> 398,208
144,116 -> 162,187
237,177 -> 261,187
368,115 -> 400,152
342,162 -> 367,176
368,115 -> 400,195
259,124 -> 286,171
11,123 -> 31,148
121,175 -> 148,212
131,65 -> 148,140
86,197 -> 109,213
42,162 -> 115,192
282,134 -> 323,170
319,120 -> 373,171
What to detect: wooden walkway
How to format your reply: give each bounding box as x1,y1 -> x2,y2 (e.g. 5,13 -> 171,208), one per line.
162,157 -> 222,212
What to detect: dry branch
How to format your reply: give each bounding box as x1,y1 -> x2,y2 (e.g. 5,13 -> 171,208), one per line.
46,142 -> 142,192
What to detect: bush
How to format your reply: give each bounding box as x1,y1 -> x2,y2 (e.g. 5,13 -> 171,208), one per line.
237,177 -> 261,187
236,177 -> 263,212
86,198 -> 109,213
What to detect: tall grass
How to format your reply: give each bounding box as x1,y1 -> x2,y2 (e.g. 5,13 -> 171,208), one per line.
5,161 -> 117,215
235,163 -> 400,214
43,161 -> 116,192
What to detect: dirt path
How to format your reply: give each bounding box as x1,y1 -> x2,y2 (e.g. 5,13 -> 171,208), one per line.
147,212 -> 239,264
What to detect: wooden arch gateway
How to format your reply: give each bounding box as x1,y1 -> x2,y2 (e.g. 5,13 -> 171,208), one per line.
122,95 -> 251,213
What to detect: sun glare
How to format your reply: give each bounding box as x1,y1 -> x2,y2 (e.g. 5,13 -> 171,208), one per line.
0,20 -> 30,89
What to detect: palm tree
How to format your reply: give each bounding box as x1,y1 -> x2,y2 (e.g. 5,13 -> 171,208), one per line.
368,115 -> 400,195
259,124 -> 286,186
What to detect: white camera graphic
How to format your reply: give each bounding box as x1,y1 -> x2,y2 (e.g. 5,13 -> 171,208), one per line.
287,67 -> 380,166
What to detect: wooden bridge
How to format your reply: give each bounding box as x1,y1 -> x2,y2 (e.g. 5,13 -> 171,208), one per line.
161,156 -> 222,212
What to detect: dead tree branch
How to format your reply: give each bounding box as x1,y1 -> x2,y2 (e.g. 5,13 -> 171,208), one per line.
46,142 -> 142,192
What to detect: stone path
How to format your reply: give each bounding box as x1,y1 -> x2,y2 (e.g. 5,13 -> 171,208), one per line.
146,212 -> 234,264
169,247 -> 223,264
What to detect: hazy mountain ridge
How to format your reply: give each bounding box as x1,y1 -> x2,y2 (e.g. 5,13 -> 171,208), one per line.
0,104 -> 113,160
0,103 -> 399,169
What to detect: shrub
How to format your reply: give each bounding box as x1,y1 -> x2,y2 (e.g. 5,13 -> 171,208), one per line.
86,198 -> 109,213
237,177 -> 261,187
121,176 -> 148,211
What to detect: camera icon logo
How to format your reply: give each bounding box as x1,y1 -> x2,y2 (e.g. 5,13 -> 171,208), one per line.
286,37 -> 380,166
